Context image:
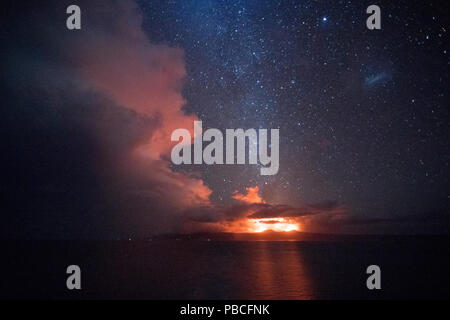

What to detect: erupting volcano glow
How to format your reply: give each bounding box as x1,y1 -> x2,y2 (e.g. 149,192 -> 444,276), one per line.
247,218 -> 300,233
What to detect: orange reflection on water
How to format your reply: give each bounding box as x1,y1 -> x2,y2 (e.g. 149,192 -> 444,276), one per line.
246,241 -> 316,299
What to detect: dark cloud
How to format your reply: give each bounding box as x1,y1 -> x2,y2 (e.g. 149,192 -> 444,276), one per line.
180,201 -> 346,232
248,201 -> 343,219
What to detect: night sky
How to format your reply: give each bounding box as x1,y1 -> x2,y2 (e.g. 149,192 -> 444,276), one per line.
1,0 -> 449,238
144,0 -> 449,229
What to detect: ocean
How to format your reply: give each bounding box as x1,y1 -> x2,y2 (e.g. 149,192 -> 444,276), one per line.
1,236 -> 449,299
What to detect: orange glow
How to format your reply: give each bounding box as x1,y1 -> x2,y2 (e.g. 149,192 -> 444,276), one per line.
247,218 -> 300,233
227,185 -> 301,233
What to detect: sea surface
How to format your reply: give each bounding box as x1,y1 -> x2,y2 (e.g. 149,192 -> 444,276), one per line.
1,236 -> 449,299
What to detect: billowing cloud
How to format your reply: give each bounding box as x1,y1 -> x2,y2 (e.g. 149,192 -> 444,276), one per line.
1,0 -> 211,238
65,0 -> 198,157
232,186 -> 265,204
